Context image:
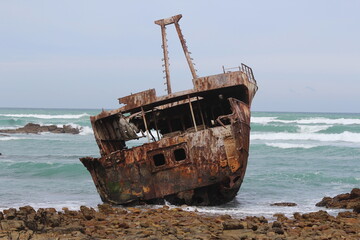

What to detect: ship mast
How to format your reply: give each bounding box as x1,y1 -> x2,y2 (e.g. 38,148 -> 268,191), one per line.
155,14 -> 198,95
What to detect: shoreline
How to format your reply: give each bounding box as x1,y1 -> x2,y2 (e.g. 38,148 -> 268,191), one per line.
1,189 -> 359,239
0,204 -> 359,240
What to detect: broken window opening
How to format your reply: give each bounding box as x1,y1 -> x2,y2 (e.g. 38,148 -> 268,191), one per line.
153,153 -> 166,166
174,148 -> 186,161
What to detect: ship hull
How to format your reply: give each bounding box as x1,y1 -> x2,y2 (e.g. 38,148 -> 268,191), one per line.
80,99 -> 251,206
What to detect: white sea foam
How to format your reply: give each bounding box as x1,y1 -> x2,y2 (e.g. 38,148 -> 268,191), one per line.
66,123 -> 93,135
251,117 -> 278,124
79,126 -> 93,135
251,131 -> 360,143
251,117 -> 360,125
0,126 -> 21,130
265,143 -> 318,149
0,136 -> 27,141
296,118 -> 360,125
55,123 -> 93,135
298,125 -> 332,133
0,113 -> 89,119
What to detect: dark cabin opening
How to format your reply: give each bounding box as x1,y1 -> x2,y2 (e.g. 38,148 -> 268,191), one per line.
124,85 -> 249,140
92,84 -> 250,155
153,153 -> 166,166
174,148 -> 186,161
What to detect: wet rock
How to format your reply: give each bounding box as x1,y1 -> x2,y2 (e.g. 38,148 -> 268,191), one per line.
1,220 -> 25,231
80,206 -> 95,220
293,212 -> 302,220
353,204 -> 360,213
98,203 -> 114,215
3,208 -> 17,220
118,222 -> 130,228
316,197 -> 333,207
316,188 -> 360,211
219,214 -> 232,220
273,213 -> 288,222
94,212 -> 106,221
273,227 -> 284,234
271,202 -> 297,207
0,202 -> 359,239
337,211 -> 358,218
18,206 -> 36,217
0,123 -> 80,135
222,219 -> 245,230
272,221 -> 282,229
350,188 -> 360,198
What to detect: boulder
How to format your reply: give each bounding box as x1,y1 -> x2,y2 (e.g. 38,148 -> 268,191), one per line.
316,188 -> 360,211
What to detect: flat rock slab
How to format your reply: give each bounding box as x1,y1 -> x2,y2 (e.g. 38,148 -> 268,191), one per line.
270,202 -> 297,207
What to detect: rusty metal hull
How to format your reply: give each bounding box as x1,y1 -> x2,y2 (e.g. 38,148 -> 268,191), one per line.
80,14 -> 258,206
80,99 -> 251,206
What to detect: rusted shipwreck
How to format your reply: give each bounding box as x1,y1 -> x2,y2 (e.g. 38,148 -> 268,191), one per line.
80,14 -> 258,206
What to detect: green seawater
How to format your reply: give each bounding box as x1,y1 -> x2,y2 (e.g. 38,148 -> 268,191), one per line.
0,109 -> 359,217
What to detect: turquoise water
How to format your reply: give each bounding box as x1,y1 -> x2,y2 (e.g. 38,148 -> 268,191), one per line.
0,108 -> 359,217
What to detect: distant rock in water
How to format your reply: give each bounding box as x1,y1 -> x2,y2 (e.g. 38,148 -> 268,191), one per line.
0,123 -> 80,134
270,202 -> 297,207
316,188 -> 360,213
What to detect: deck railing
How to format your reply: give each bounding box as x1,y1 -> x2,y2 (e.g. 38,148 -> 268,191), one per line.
222,64 -> 257,85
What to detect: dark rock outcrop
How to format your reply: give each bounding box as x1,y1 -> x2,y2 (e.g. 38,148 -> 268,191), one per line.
0,123 -> 80,134
271,202 -> 297,207
316,188 -> 360,213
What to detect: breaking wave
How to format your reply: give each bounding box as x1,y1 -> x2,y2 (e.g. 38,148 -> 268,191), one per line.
251,117 -> 278,125
297,125 -> 332,133
0,113 -> 89,119
251,131 -> 360,143
0,136 -> 28,141
55,123 -> 93,135
252,117 -> 360,125
265,143 -> 319,149
79,126 -> 93,135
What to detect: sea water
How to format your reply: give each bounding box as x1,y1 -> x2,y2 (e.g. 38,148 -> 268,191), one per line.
0,108 -> 359,218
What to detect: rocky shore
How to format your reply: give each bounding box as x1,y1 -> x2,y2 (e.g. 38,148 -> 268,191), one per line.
0,123 -> 80,135
316,188 -> 360,213
1,189 -> 359,240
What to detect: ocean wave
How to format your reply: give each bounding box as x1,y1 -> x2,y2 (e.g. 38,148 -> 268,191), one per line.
251,117 -> 278,124
297,118 -> 360,125
265,143 -> 318,149
0,113 -> 89,119
79,126 -> 93,135
55,123 -> 93,135
252,117 -> 360,125
2,161 -> 87,176
0,136 -> 28,141
251,131 -> 360,143
297,125 -> 332,133
0,126 -> 22,130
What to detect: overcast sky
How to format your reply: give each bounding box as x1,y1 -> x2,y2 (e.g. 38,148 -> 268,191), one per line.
1,1 -> 359,112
